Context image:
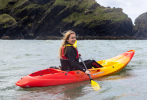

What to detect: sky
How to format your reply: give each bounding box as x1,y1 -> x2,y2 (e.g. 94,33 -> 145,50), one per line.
96,0 -> 147,24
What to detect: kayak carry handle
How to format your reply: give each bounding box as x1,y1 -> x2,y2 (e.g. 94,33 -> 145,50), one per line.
127,50 -> 135,52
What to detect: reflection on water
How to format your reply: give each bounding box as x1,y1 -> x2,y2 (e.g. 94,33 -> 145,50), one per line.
16,81 -> 93,100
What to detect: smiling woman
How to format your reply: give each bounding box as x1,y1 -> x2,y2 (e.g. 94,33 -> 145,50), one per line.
67,34 -> 76,45
59,30 -> 103,75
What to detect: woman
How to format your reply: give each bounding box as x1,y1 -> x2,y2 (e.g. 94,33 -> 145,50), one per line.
59,30 -> 102,75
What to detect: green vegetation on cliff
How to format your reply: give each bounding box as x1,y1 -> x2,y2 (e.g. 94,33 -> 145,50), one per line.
0,14 -> 16,28
0,0 -> 134,39
53,0 -> 128,27
63,9 -> 127,27
0,0 -> 129,27
54,0 -> 96,8
0,0 -> 15,9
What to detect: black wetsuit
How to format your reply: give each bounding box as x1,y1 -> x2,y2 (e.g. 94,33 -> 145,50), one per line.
64,46 -> 102,72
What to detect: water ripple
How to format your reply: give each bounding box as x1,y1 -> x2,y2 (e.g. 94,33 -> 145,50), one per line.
0,40 -> 147,100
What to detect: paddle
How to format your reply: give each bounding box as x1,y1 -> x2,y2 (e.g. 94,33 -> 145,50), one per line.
79,56 -> 100,91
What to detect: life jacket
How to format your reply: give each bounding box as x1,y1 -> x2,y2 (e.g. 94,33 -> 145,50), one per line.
61,44 -> 79,60
60,44 -> 79,71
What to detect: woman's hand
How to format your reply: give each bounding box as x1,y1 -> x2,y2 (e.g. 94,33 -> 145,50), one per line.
78,53 -> 81,56
85,70 -> 90,75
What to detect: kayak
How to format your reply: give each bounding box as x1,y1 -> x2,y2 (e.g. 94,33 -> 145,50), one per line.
15,50 -> 135,88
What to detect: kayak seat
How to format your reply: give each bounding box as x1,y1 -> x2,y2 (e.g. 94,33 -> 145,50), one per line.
60,59 -> 74,71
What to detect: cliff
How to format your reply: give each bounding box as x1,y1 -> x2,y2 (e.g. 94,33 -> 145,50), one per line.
135,12 -> 147,38
0,0 -> 136,39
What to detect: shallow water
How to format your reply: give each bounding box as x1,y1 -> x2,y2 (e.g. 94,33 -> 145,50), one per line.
0,40 -> 147,100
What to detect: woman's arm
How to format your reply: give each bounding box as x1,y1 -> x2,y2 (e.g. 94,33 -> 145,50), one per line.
66,47 -> 86,72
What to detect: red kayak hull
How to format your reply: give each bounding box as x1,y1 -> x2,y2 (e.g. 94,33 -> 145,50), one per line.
15,50 -> 135,88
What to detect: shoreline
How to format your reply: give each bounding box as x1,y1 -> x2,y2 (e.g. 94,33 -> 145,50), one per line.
0,36 -> 144,40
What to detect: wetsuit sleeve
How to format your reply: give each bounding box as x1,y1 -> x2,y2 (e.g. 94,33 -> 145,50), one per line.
66,47 -> 86,72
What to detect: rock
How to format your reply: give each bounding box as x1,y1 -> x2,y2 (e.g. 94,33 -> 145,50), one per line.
84,10 -> 93,15
135,12 -> 147,37
1,36 -> 10,39
0,14 -> 17,37
0,0 -> 135,39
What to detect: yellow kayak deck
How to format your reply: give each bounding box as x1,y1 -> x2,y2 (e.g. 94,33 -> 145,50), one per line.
90,50 -> 135,79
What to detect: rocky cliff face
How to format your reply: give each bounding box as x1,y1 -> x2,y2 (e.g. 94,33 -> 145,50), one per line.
0,0 -> 135,39
135,12 -> 147,38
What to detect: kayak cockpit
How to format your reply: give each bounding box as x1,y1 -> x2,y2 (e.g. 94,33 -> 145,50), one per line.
29,68 -> 60,77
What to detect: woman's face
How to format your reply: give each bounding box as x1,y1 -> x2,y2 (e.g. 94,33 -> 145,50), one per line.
67,33 -> 76,45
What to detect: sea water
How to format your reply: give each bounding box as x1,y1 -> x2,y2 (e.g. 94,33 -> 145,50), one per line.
0,40 -> 147,100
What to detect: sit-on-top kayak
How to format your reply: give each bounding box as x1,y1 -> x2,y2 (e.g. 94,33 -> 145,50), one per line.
15,50 -> 135,88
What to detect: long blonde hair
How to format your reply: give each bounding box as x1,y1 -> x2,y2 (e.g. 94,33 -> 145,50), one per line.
59,30 -> 76,58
